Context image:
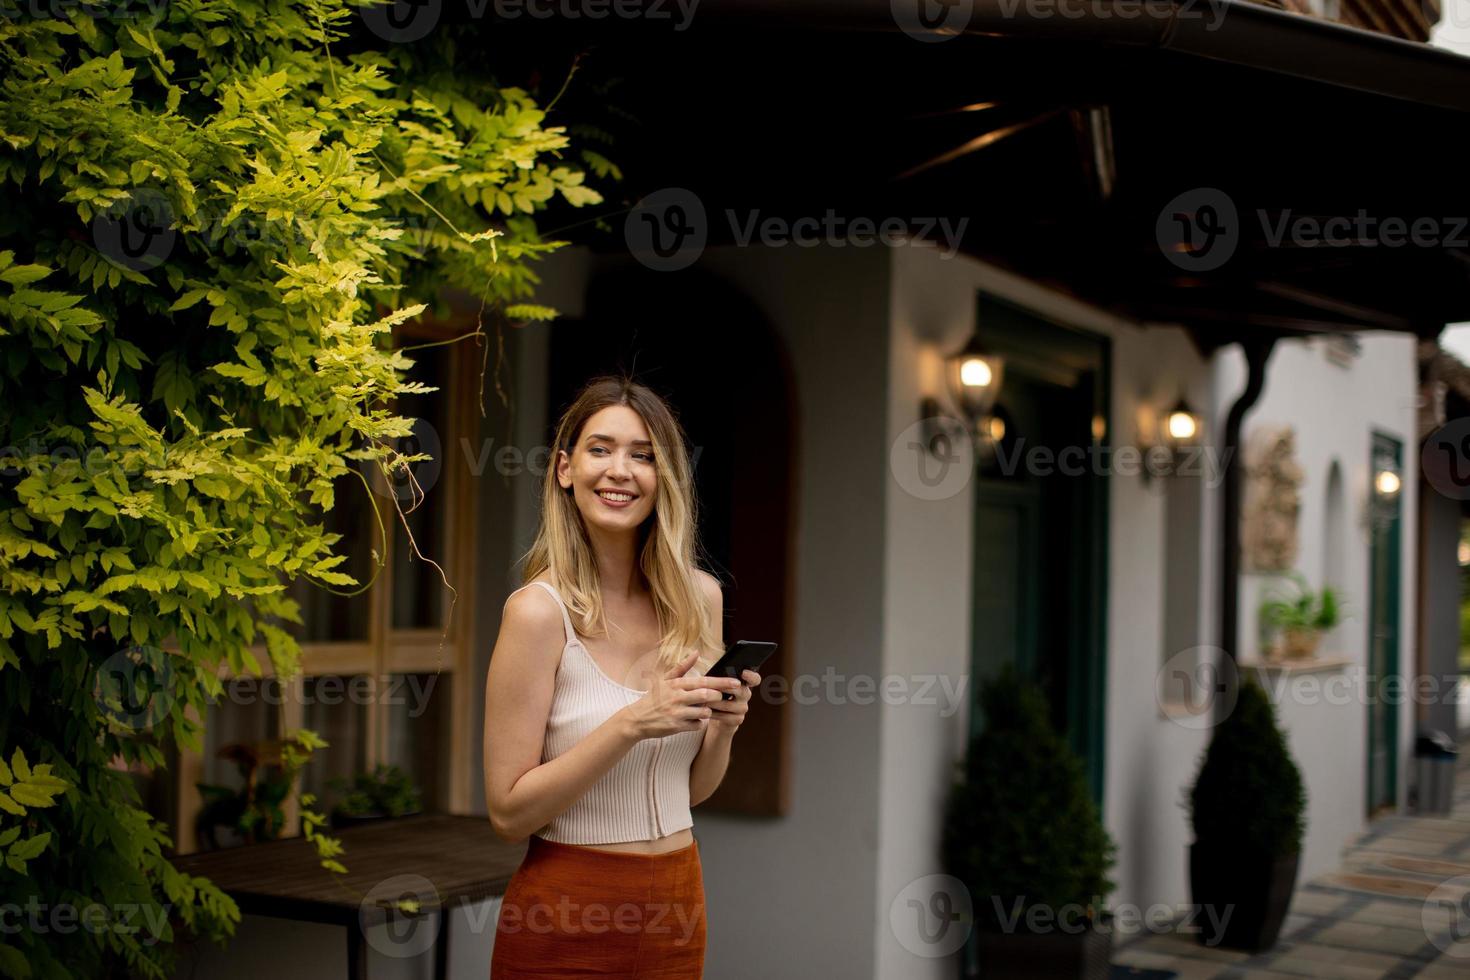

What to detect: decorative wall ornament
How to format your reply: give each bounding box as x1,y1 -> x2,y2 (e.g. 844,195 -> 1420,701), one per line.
1242,426 -> 1305,573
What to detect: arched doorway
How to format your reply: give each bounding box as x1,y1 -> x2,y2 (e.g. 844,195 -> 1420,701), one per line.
545,263 -> 798,815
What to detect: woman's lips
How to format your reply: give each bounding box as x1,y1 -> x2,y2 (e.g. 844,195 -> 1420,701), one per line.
595,490 -> 637,508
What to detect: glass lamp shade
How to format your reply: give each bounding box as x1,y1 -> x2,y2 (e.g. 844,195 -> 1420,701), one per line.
1373,468 -> 1401,498
944,338 -> 1004,425
1161,398 -> 1202,452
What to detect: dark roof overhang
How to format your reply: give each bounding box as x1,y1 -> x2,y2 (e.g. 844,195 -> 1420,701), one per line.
480,0 -> 1470,348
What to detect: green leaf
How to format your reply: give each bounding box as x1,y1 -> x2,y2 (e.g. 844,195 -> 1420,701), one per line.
0,265 -> 52,286
8,831 -> 50,861
0,16 -> 611,973
0,943 -> 31,979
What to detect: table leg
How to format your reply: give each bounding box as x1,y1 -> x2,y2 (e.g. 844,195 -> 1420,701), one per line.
434,907 -> 449,980
348,918 -> 367,980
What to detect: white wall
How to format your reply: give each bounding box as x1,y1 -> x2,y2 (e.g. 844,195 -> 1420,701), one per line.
1215,333 -> 1419,882
682,245 -> 892,980
482,242 -> 895,980
882,244 -> 1214,973
181,244 -> 1418,980
879,246 -> 1417,975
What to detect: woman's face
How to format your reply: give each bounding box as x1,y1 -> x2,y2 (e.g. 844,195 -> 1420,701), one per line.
557,405 -> 659,533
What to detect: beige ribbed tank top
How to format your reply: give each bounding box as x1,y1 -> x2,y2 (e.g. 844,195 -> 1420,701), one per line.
505,580 -> 707,846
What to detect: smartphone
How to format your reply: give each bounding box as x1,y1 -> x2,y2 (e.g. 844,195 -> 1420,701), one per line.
705,640 -> 778,700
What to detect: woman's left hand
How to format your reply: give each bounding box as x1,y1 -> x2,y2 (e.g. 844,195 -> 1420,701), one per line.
708,669 -> 760,735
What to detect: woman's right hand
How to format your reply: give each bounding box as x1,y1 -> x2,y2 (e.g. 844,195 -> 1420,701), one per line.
623,651 -> 727,740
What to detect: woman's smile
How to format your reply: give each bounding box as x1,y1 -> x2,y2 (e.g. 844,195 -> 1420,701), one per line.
596,489 -> 638,508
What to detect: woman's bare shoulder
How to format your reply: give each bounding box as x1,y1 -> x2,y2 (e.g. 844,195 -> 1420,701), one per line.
500,581 -> 564,645
693,567 -> 722,602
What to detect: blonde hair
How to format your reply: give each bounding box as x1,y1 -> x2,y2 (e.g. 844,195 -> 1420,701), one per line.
518,375 -> 721,672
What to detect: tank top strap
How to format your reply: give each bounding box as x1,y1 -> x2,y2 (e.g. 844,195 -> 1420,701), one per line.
516,580 -> 577,648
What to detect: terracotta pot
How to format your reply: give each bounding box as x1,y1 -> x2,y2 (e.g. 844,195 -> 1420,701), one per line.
1278,627 -> 1320,660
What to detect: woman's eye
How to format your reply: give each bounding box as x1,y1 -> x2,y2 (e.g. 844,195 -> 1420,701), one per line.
589,446 -> 652,462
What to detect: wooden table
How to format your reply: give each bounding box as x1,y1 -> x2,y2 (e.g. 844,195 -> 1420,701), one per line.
171,813 -> 528,979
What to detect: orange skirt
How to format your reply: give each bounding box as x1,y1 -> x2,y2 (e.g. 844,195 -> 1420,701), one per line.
490,835 -> 707,979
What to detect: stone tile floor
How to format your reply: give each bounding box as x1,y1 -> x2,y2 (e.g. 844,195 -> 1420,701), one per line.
1111,747 -> 1470,979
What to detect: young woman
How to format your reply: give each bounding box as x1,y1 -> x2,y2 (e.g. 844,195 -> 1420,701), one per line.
484,376 -> 761,979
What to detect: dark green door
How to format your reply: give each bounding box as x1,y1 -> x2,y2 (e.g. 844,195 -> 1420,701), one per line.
1367,432 -> 1402,815
971,482 -> 1041,727
968,294 -> 1110,804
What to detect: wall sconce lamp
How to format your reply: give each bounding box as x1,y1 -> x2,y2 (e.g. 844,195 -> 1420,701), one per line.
1367,463 -> 1402,531
920,333 -> 1006,458
1373,467 -> 1402,499
1141,396 -> 1204,482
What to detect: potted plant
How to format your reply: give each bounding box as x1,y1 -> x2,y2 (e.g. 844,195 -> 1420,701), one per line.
329,764 -> 423,829
942,664 -> 1117,980
1259,572 -> 1344,659
195,734 -> 315,850
1185,676 -> 1306,952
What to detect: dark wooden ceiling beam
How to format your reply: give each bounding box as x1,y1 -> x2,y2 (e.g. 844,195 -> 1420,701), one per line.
1251,281 -> 1415,331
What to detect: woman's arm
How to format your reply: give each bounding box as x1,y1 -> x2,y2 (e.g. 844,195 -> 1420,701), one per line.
483,588 -> 643,843
689,571 -> 734,807
690,724 -> 736,808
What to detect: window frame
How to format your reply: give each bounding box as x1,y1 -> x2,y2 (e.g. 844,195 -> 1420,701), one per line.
173,315 -> 481,853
